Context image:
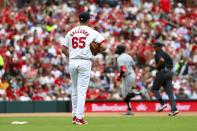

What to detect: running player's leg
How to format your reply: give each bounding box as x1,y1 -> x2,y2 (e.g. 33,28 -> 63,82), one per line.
76,60 -> 92,119
69,60 -> 78,117
122,75 -> 135,114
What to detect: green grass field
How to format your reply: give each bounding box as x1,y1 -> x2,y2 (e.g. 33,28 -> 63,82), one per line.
0,116 -> 196,131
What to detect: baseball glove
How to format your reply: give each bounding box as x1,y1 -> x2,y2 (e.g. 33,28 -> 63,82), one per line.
90,42 -> 100,56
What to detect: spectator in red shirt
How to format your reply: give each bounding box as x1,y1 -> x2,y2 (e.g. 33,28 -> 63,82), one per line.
160,0 -> 170,13
32,89 -> 44,101
86,87 -> 99,100
95,89 -> 108,100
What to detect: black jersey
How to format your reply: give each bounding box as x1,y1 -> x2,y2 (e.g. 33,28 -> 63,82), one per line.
155,50 -> 173,71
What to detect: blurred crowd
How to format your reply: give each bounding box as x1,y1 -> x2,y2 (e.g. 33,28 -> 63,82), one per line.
0,0 -> 197,101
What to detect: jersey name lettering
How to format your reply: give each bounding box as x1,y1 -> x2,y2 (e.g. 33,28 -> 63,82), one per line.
70,29 -> 89,37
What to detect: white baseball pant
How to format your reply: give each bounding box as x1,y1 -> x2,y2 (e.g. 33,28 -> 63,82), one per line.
69,59 -> 92,119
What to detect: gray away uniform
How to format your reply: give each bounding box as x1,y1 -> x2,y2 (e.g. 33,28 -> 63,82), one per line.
117,53 -> 136,97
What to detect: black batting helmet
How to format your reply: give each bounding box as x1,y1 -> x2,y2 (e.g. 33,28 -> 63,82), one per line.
115,44 -> 125,54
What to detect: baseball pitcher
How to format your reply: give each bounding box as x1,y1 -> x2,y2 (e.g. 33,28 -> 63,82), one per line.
61,12 -> 106,125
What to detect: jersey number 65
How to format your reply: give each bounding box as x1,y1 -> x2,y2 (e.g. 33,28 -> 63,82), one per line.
72,37 -> 86,49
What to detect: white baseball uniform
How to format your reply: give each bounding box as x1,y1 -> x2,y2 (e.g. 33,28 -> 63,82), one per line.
61,25 -> 105,119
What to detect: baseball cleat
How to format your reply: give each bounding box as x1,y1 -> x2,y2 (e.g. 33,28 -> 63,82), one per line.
123,111 -> 134,115
169,110 -> 179,116
75,118 -> 88,125
73,116 -> 76,124
157,104 -> 167,112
